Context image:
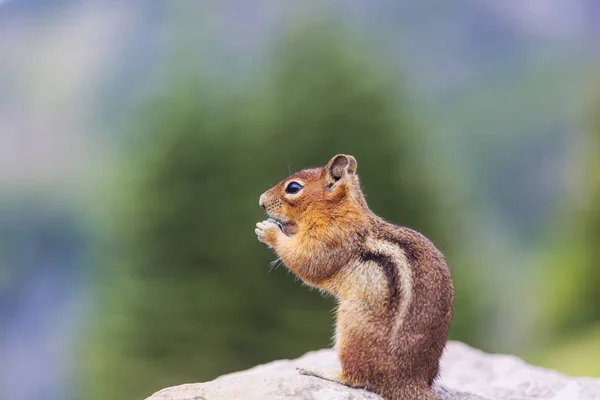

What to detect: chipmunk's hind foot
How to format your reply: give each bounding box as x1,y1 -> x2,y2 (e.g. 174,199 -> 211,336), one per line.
297,368 -> 365,389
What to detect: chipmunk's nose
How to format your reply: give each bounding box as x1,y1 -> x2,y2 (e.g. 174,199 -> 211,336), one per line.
259,193 -> 267,208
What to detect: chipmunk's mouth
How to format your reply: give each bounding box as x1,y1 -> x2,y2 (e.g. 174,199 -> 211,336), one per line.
267,216 -> 298,236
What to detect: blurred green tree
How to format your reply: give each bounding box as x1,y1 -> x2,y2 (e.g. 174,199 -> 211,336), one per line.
540,83 -> 600,332
82,25 -> 478,400
574,93 -> 600,326
532,79 -> 600,375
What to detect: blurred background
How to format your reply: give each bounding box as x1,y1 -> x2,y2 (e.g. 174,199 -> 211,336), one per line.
1,1 -> 600,399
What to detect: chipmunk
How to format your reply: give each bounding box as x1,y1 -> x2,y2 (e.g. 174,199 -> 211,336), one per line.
255,154 -> 454,400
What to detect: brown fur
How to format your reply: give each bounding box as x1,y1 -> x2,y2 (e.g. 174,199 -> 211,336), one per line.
255,154 -> 454,400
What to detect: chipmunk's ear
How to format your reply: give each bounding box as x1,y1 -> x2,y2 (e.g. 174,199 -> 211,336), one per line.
326,154 -> 357,183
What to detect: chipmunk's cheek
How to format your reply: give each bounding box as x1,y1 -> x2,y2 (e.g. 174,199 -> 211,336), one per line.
283,221 -> 299,236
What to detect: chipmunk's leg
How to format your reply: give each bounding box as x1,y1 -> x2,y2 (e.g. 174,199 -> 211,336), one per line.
297,368 -> 365,389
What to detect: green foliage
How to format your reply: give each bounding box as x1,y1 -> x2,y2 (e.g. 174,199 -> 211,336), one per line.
82,26 -> 473,400
578,97 -> 600,325
539,81 -> 600,337
533,324 -> 600,377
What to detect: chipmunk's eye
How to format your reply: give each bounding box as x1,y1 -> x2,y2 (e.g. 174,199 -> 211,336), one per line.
285,181 -> 303,194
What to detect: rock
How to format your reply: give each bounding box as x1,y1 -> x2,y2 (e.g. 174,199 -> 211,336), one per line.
145,341 -> 600,400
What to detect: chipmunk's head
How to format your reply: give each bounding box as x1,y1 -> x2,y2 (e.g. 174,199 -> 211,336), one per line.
259,154 -> 367,236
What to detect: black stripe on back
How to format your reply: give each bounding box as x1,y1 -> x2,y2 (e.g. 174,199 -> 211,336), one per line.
359,251 -> 398,299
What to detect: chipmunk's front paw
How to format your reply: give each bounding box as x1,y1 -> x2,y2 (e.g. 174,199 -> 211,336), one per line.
255,219 -> 281,246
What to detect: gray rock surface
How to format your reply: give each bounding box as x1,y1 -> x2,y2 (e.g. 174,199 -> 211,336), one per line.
145,341 -> 600,400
